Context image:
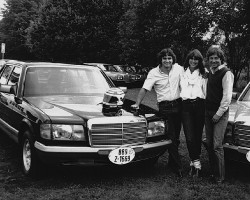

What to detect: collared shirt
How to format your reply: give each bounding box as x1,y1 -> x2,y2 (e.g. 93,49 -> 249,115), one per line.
142,63 -> 183,102
210,64 -> 234,117
180,68 -> 207,100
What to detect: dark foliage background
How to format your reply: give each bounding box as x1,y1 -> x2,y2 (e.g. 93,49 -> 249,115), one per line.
0,0 -> 250,87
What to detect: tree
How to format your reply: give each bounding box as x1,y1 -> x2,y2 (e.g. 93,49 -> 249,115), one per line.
1,0 -> 250,89
207,0 -> 249,87
0,0 -> 42,60
26,0 -> 124,63
242,0 -> 250,83
118,0 -> 211,67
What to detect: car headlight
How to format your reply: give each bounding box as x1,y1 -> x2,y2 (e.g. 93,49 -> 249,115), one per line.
224,122 -> 234,144
136,75 -> 141,80
147,120 -> 165,137
40,124 -> 86,141
117,75 -> 123,80
225,123 -> 233,137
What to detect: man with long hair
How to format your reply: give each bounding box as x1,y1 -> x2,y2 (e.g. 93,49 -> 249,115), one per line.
131,48 -> 184,177
205,45 -> 234,184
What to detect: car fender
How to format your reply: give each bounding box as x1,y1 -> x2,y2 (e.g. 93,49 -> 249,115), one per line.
18,118 -> 36,144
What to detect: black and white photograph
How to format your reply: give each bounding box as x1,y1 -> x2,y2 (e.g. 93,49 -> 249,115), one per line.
0,0 -> 250,199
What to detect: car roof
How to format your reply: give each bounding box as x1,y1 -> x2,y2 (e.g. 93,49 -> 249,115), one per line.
1,59 -> 19,64
83,63 -> 115,71
84,63 -> 113,66
4,60 -> 95,70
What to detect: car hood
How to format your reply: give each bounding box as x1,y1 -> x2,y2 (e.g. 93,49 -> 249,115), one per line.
25,95 -> 152,122
229,101 -> 250,126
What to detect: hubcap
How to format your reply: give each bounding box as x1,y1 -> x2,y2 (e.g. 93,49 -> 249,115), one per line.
23,139 -> 31,172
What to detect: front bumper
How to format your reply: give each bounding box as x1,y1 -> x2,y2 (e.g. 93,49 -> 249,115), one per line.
34,140 -> 171,166
223,143 -> 250,164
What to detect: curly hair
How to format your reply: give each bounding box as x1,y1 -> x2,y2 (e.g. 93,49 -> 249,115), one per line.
184,49 -> 205,75
157,48 -> 176,65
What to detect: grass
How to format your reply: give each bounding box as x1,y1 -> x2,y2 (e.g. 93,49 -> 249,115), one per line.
0,88 -> 250,200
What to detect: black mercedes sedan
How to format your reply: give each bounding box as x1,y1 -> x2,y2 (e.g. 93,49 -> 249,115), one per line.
0,60 -> 171,177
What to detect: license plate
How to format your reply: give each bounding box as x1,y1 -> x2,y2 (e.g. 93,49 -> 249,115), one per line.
246,151 -> 250,162
108,147 -> 135,165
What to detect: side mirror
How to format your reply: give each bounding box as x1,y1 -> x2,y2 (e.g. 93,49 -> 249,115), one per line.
0,84 -> 17,95
232,92 -> 239,100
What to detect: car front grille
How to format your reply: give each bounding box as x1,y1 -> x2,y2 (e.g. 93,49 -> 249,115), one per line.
124,75 -> 130,83
234,124 -> 250,148
129,75 -> 136,81
88,118 -> 147,147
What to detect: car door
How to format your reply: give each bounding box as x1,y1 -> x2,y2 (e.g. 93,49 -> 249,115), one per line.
0,64 -> 16,135
4,65 -> 25,135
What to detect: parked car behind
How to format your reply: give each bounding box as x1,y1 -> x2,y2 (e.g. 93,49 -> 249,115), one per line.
222,81 -> 250,164
83,63 -> 131,87
0,60 -> 171,177
114,64 -> 146,87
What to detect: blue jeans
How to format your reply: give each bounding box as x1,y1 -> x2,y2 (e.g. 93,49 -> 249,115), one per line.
182,98 -> 205,162
205,109 -> 229,181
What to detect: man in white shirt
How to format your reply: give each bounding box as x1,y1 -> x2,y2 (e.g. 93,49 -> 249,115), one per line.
131,48 -> 184,177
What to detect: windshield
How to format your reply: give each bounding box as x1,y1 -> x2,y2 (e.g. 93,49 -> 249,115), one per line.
116,65 -> 135,73
242,84 -> 250,101
103,64 -> 118,72
114,65 -> 123,72
24,67 -> 111,96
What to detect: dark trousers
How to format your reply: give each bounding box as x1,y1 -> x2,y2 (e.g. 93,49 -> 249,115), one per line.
205,109 -> 229,181
182,98 -> 205,161
158,99 -> 182,170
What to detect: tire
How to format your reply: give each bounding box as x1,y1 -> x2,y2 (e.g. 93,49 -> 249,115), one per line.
21,130 -> 41,178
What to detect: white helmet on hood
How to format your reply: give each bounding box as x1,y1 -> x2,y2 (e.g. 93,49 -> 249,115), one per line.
103,88 -> 125,107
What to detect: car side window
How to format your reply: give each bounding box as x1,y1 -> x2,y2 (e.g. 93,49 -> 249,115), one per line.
0,65 -> 14,84
109,66 -> 117,72
102,65 -> 109,71
127,66 -> 134,73
8,66 -> 21,86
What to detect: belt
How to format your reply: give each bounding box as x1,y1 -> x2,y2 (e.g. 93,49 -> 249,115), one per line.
159,98 -> 182,106
183,97 -> 202,103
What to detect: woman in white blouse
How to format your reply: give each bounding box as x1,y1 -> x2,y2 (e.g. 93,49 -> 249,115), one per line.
180,49 -> 207,178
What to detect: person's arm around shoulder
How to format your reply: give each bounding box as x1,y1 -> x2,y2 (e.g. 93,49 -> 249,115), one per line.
202,68 -> 209,98
175,64 -> 184,91
174,63 -> 184,75
131,88 -> 148,108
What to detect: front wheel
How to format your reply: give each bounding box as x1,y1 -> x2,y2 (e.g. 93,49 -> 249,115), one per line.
21,130 -> 40,177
